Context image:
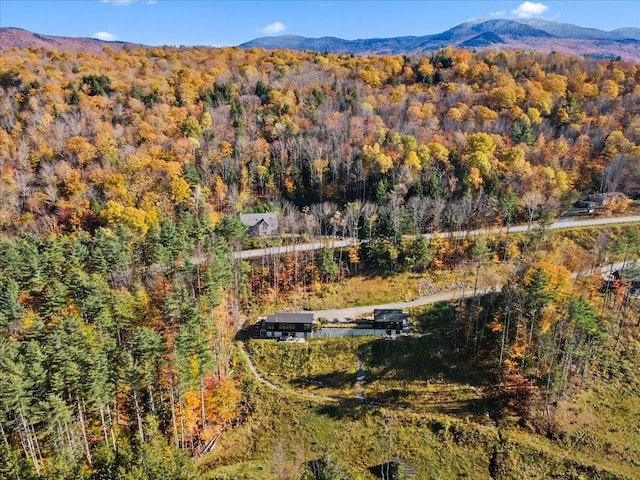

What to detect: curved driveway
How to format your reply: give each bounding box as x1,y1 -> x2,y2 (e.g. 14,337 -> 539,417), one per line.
314,287 -> 498,323
313,260 -> 637,323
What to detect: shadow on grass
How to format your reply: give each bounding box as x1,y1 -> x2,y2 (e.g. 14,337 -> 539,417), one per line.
300,336 -> 492,420
303,301 -> 495,419
289,371 -> 355,391
357,329 -> 490,387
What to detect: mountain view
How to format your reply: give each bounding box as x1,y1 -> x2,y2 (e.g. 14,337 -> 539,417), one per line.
241,18 -> 640,60
1,4 -> 640,479
3,18 -> 640,61
0,27 -> 138,53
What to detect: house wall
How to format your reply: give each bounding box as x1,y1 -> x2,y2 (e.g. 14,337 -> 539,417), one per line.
266,331 -> 307,338
263,321 -> 313,338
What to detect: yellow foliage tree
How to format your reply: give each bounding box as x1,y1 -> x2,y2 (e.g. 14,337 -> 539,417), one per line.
169,175 -> 191,204
100,200 -> 151,234
404,150 -> 421,171
362,143 -> 393,174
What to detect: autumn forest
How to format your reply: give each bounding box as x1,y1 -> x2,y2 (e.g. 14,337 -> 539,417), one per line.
1,41 -> 640,479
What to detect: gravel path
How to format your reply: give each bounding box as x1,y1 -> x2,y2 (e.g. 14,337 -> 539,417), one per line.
314,286 -> 501,323
312,260 -> 637,323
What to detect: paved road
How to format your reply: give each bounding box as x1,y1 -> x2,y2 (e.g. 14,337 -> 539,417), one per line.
233,215 -> 640,259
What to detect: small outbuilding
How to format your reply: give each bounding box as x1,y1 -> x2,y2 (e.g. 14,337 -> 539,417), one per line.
576,192 -> 628,210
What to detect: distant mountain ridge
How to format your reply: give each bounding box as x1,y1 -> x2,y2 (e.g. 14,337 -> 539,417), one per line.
241,19 -> 640,61
0,27 -> 139,53
2,19 -> 640,61
459,32 -> 506,48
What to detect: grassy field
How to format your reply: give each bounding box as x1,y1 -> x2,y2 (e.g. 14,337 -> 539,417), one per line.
247,264 -> 502,319
198,341 -> 499,479
199,325 -> 639,479
246,335 -> 488,419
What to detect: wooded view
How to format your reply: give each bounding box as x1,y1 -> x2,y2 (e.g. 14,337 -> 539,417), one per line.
1,40 -> 640,479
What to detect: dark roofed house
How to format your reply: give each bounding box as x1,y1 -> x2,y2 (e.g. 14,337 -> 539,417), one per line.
576,192 -> 628,209
373,309 -> 408,334
240,212 -> 279,237
260,312 -> 316,338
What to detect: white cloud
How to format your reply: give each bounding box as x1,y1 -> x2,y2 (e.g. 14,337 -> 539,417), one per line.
92,31 -> 118,41
489,9 -> 506,17
258,21 -> 286,35
511,2 -> 549,18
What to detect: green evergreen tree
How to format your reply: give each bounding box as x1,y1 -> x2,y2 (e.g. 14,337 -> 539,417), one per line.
317,246 -> 339,282
401,237 -> 431,273
0,237 -> 21,281
14,234 -> 43,293
0,444 -> 37,480
0,278 -> 23,332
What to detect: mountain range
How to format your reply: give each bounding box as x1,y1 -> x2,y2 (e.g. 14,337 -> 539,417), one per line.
2,19 -> 640,60
240,19 -> 640,60
0,27 -> 139,54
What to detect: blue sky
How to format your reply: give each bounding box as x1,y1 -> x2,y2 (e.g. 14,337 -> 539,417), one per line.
1,1 -> 638,46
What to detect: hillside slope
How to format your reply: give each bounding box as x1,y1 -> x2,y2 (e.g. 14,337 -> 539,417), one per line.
0,27 -> 140,53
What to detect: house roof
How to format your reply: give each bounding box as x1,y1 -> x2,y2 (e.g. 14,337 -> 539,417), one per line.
265,312 -> 315,324
239,212 -> 279,228
373,309 -> 406,322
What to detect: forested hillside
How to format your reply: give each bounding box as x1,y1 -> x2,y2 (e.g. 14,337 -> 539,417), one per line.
1,43 -> 639,478
1,46 -> 639,235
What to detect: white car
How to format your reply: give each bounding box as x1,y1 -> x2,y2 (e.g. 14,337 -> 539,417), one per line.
279,336 -> 306,343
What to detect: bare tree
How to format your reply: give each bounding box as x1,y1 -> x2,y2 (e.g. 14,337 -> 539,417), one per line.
343,200 -> 363,241
406,195 -> 430,234
600,154 -> 628,193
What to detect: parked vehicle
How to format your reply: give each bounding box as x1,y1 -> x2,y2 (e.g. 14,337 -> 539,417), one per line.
278,335 -> 306,343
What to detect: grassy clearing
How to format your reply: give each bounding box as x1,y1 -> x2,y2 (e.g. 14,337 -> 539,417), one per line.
558,389 -> 640,461
198,345 -> 498,479
246,335 -> 488,419
302,273 -> 422,310
359,336 -> 489,420
201,334 -> 636,479
251,272 -> 424,315
247,266 -> 487,319
498,427 -> 637,479
246,337 -> 368,398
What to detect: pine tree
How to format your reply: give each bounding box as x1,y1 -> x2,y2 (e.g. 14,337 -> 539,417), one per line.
0,278 -> 23,332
